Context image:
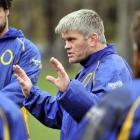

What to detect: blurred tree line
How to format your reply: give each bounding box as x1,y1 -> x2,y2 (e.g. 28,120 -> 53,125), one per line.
9,0 -> 140,67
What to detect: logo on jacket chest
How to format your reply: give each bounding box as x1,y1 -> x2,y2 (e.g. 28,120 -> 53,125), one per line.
82,72 -> 93,88
0,49 -> 13,65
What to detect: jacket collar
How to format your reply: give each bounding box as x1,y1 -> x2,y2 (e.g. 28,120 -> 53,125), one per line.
80,44 -> 116,68
0,27 -> 24,40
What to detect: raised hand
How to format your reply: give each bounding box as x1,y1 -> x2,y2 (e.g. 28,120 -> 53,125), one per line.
46,57 -> 70,92
13,65 -> 32,98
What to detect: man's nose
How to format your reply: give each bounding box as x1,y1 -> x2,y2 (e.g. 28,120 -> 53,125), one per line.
64,42 -> 71,49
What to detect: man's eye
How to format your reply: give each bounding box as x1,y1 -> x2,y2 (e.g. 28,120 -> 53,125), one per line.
68,38 -> 75,41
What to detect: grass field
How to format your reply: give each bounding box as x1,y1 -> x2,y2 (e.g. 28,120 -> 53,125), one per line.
28,66 -> 78,140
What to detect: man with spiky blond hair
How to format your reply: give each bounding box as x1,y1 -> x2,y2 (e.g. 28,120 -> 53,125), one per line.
68,11 -> 140,140
14,9 -> 132,140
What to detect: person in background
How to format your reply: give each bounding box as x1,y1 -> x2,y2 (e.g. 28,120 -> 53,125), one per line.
13,9 -> 133,140
0,94 -> 27,140
0,0 -> 41,138
68,10 -> 140,140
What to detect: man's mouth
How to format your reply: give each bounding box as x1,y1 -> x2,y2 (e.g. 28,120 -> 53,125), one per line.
67,52 -> 73,57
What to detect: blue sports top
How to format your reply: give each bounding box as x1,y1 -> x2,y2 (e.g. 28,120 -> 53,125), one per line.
24,44 -> 133,140
0,27 -> 41,107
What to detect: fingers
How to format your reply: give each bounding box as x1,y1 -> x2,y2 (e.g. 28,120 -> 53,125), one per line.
13,65 -> 27,79
14,74 -> 25,87
13,65 -> 32,98
14,73 -> 30,98
50,57 -> 63,71
46,76 -> 56,85
50,57 -> 67,77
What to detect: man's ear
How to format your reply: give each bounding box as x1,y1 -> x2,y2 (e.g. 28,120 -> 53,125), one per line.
5,9 -> 9,16
88,33 -> 99,47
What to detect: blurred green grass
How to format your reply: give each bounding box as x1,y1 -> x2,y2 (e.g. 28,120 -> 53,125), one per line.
29,66 -> 78,140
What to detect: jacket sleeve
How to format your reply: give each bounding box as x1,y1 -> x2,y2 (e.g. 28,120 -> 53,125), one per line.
0,40 -> 41,107
0,95 -> 28,140
24,86 -> 63,129
57,80 -> 99,122
58,67 -> 132,122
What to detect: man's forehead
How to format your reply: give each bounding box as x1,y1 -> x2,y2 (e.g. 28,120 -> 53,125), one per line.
61,30 -> 83,37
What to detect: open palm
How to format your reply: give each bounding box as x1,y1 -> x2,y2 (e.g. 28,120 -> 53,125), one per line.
46,57 -> 70,92
13,65 -> 32,97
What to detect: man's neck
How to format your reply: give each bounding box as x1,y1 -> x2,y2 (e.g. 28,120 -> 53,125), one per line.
91,43 -> 107,54
97,43 -> 107,51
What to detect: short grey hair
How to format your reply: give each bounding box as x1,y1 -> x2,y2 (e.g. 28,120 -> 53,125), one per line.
55,9 -> 106,44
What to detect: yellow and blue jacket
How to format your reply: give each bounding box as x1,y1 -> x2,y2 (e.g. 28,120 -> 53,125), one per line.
0,95 -> 27,140
0,27 -> 41,138
23,44 -> 132,140
69,80 -> 140,140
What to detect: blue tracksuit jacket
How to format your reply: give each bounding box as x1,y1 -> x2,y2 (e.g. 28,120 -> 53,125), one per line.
0,94 -> 27,140
24,44 -> 133,140
0,27 -> 41,107
69,80 -> 140,140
